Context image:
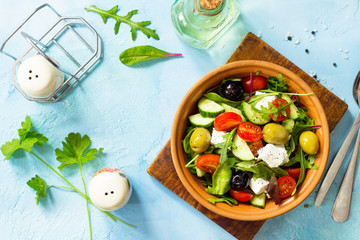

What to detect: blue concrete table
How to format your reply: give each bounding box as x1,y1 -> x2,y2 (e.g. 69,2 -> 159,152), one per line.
1,0 -> 359,239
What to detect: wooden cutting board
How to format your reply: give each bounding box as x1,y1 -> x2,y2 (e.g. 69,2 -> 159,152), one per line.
147,32 -> 348,240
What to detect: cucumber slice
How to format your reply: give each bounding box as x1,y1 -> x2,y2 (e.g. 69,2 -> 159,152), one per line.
250,192 -> 266,209
232,134 -> 254,161
188,114 -> 215,127
281,94 -> 299,120
240,102 -> 270,125
282,118 -> 295,133
221,103 -> 246,122
198,97 -> 225,118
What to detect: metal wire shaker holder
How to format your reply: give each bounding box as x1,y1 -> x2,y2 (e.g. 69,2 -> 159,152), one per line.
0,3 -> 102,103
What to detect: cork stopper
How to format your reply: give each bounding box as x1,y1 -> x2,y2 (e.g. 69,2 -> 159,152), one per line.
199,0 -> 223,10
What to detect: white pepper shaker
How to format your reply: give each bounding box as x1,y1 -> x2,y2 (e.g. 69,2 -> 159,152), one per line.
17,55 -> 64,98
88,167 -> 132,211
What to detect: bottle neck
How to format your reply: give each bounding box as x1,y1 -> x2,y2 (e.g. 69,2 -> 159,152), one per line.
193,0 -> 225,16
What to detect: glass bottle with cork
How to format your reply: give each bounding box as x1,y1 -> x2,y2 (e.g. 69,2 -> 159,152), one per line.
171,0 -> 241,49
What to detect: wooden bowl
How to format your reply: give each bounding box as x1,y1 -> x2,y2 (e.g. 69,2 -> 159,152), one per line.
171,60 -> 329,221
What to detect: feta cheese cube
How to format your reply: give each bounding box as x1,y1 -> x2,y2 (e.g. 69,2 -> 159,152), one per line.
254,92 -> 276,110
249,177 -> 269,194
210,128 -> 227,145
257,144 -> 289,168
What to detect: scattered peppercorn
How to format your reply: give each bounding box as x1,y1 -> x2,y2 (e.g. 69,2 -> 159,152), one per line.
287,36 -> 292,41
305,49 -> 309,53
333,62 -> 337,67
304,204 -> 309,208
311,30 -> 315,35
313,74 -> 317,79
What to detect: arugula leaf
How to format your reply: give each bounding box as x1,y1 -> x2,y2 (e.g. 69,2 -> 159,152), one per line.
266,73 -> 288,92
1,116 -> 48,160
55,133 -> 103,171
85,5 -> 159,41
253,100 -> 294,120
208,196 -> 238,206
284,148 -> 318,171
120,46 -> 182,66
27,175 -> 48,205
219,128 -> 237,165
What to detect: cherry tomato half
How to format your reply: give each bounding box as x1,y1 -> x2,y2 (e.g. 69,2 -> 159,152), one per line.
248,140 -> 264,157
237,122 -> 263,142
214,112 -> 242,131
242,76 -> 267,93
269,98 -> 290,122
229,189 -> 254,202
285,168 -> 301,180
277,176 -> 297,199
196,154 -> 220,174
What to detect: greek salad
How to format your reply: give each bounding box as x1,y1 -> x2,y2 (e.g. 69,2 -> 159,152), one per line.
183,73 -> 320,208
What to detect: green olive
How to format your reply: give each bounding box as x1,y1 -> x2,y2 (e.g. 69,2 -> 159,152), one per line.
299,131 -> 319,155
190,128 -> 211,153
263,123 -> 290,144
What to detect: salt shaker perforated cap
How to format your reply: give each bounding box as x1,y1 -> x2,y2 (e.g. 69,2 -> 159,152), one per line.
17,55 -> 64,98
88,168 -> 132,211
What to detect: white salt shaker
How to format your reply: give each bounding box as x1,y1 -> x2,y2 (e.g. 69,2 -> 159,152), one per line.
17,55 -> 64,98
88,167 -> 132,211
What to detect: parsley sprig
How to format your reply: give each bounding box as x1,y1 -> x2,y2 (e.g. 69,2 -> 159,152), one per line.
1,116 -> 134,240
85,5 -> 159,41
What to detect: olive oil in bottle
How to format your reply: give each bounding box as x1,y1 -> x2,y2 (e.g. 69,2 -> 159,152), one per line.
171,0 -> 241,49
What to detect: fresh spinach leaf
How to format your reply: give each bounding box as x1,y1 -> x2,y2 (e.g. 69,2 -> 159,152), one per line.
208,196 -> 238,206
183,128 -> 195,154
204,92 -> 242,108
206,158 -> 236,195
120,46 -> 182,66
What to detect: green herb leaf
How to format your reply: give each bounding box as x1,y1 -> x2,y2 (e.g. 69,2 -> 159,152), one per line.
119,45 -> 182,66
200,174 -> 212,187
253,100 -> 294,120
266,74 -> 288,92
85,5 -> 159,41
1,139 -> 21,160
204,92 -> 242,108
219,128 -> 237,165
234,160 -> 259,174
208,196 -> 238,206
55,133 -> 103,171
206,158 -> 236,195
18,115 -> 32,140
183,128 -> 195,154
1,116 -> 48,160
27,175 -> 48,205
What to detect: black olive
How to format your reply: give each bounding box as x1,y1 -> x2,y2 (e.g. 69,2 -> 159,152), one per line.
230,171 -> 250,190
220,80 -> 244,101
